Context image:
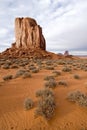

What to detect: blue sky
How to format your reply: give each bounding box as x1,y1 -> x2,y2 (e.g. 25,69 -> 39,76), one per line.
0,0 -> 87,55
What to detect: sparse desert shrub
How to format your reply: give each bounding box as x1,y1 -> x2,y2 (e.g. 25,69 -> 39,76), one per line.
36,90 -> 44,97
45,60 -> 52,65
36,88 -> 54,98
2,64 -> 10,69
29,66 -> 36,70
52,70 -> 61,76
0,61 -> 5,65
29,63 -> 35,66
6,60 -> 12,65
36,60 -> 42,65
67,90 -> 82,102
15,69 -> 26,78
44,79 -> 57,89
44,75 -> 55,81
22,72 -> 31,78
19,62 -> 28,67
84,68 -> 87,71
72,63 -> 77,67
37,65 -> 43,70
45,66 -> 54,70
24,98 -> 34,110
57,60 -> 66,65
24,84 -> 56,119
78,96 -> 87,107
74,74 -> 80,79
62,67 -> 71,72
31,68 -> 39,73
67,90 -> 87,107
3,75 -> 13,81
53,64 -> 57,67
58,80 -> 67,86
35,96 -> 56,119
11,65 -> 19,69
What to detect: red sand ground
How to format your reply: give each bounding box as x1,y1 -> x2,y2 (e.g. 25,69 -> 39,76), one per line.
0,57 -> 87,130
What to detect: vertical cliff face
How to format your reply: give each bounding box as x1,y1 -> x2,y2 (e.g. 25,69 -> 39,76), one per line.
15,17 -> 46,50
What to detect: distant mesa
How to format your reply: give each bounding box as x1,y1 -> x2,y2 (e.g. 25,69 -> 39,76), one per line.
64,50 -> 69,56
58,51 -> 70,56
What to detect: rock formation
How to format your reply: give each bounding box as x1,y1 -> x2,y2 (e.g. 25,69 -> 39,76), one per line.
0,17 -> 74,59
64,50 -> 69,56
15,17 -> 46,50
0,17 -> 48,58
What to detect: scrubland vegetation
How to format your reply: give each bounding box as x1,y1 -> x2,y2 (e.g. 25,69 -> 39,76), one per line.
1,57 -> 87,126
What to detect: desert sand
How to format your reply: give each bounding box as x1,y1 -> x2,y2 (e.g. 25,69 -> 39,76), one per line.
0,57 -> 87,130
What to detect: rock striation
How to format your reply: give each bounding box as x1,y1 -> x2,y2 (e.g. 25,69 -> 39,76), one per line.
15,17 -> 46,50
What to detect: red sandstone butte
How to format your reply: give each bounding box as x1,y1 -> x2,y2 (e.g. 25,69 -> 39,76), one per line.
15,17 -> 46,50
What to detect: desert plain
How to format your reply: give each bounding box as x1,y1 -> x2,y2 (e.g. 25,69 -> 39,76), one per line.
0,56 -> 87,130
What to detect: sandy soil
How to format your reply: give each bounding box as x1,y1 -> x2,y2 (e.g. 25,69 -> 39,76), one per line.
0,58 -> 87,130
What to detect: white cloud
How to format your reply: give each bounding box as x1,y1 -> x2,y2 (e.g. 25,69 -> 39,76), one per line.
0,0 -> 87,54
